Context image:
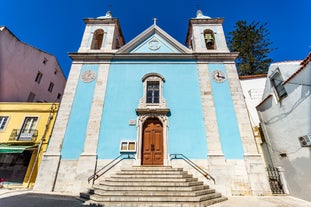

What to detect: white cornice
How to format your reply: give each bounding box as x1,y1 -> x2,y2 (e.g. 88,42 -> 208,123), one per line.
68,52 -> 238,61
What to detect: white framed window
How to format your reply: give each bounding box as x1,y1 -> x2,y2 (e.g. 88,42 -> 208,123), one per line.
138,73 -> 166,109
120,140 -> 136,152
0,116 -> 9,131
19,117 -> 38,140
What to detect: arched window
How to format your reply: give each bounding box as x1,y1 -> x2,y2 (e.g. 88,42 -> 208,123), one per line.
136,73 -> 168,110
142,73 -> 164,105
91,29 -> 104,50
203,29 -> 215,49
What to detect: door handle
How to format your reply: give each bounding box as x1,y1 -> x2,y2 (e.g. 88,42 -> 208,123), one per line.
151,144 -> 155,151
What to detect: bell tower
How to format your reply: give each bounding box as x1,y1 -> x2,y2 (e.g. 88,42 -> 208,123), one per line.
78,11 -> 125,52
186,10 -> 229,53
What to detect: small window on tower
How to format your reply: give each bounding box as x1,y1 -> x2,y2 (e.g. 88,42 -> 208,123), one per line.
91,29 -> 104,50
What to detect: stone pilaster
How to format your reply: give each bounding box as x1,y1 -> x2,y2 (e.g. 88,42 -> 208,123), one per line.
225,63 -> 271,195
75,63 -> 111,193
197,62 -> 224,157
225,63 -> 258,155
34,63 -> 82,192
81,63 -> 110,155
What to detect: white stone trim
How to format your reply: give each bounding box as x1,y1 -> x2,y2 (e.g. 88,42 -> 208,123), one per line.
138,73 -> 167,109
81,63 -> 110,155
197,63 -> 224,156
135,73 -> 170,166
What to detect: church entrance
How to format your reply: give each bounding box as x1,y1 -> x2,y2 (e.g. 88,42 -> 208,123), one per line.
141,118 -> 163,165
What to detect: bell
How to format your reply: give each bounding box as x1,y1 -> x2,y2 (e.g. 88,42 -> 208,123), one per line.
204,33 -> 214,48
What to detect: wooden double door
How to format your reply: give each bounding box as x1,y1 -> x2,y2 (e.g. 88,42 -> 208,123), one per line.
142,118 -> 163,165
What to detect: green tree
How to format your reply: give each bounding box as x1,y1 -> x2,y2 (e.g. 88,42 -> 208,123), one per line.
227,20 -> 274,75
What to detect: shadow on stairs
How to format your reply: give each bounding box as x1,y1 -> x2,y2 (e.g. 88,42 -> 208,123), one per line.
80,166 -> 227,207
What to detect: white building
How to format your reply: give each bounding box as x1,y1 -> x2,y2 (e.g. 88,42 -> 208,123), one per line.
0,26 -> 66,102
239,74 -> 267,159
257,53 -> 311,201
240,74 -> 267,127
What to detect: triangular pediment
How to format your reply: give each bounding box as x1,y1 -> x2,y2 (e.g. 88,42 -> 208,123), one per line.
117,25 -> 191,54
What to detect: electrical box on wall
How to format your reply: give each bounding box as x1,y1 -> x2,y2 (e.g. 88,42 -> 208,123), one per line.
298,135 -> 311,147
120,140 -> 136,152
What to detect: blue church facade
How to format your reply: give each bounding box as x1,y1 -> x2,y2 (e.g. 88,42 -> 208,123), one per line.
34,11 -> 270,196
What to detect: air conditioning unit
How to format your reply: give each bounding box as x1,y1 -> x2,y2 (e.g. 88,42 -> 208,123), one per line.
298,135 -> 311,147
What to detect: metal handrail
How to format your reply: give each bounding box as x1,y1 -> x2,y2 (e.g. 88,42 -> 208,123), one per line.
88,153 -> 135,184
170,153 -> 215,184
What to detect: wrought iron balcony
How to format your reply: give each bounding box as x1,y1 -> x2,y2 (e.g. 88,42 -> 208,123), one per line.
9,129 -> 38,143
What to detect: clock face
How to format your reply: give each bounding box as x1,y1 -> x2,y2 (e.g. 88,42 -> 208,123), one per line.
81,70 -> 96,82
211,70 -> 226,83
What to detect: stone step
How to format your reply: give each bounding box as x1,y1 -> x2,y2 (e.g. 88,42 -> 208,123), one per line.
94,183 -> 207,192
103,176 -> 198,183
99,180 -> 204,187
110,173 -> 193,179
84,166 -> 227,207
94,188 -> 215,197
201,196 -> 229,206
86,197 -> 228,207
90,192 -> 222,202
116,170 -> 188,175
129,166 -> 183,171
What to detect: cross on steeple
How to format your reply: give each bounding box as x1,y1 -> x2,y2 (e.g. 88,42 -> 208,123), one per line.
153,18 -> 157,25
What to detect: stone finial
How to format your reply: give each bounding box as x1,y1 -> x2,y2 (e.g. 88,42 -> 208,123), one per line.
97,11 -> 112,19
196,10 -> 211,19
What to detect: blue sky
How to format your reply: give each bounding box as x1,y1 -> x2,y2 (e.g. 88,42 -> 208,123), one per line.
2,0 -> 311,78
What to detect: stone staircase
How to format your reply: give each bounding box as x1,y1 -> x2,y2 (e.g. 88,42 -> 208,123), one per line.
82,166 -> 227,207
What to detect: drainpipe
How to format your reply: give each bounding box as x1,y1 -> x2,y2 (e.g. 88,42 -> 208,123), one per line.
26,103 -> 57,188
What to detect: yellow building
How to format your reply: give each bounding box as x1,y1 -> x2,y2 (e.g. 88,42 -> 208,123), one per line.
0,102 -> 59,188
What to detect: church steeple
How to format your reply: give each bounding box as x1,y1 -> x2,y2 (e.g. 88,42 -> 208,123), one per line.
78,11 -> 125,52
186,10 -> 229,53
